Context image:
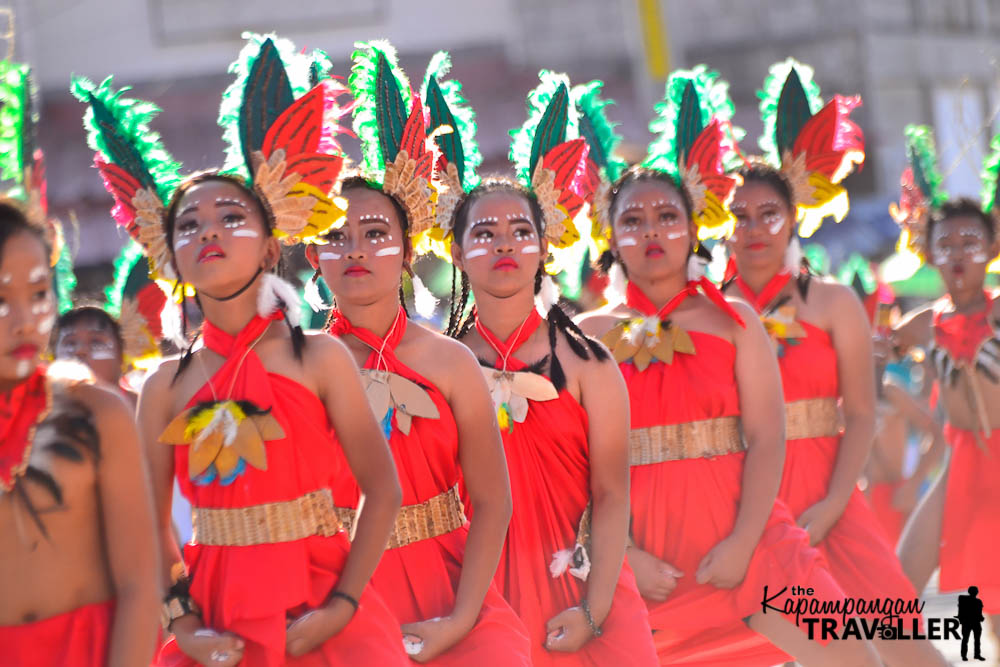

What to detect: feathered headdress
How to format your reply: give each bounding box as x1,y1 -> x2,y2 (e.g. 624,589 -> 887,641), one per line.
104,240 -> 173,367
757,58 -> 865,237
421,50 -> 482,254
980,132 -> 1000,272
573,79 -> 626,252
634,66 -> 743,240
509,70 -> 592,249
1,60 -> 76,310
349,40 -> 437,237
888,124 -> 946,261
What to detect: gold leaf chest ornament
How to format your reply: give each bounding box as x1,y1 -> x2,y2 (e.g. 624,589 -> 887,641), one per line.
601,317 -> 696,371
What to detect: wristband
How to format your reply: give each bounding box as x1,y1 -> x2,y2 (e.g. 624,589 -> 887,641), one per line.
329,590 -> 360,614
580,598 -> 603,638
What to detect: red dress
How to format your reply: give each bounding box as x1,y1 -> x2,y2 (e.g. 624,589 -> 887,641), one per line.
474,310 -> 658,665
930,293 -> 1000,612
867,481 -> 905,545
157,313 -> 409,667
328,309 -> 532,666
731,272 -> 921,612
620,282 -> 843,665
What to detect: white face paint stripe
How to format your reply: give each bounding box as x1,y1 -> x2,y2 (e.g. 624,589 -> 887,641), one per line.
617,237 -> 638,247
89,349 -> 117,360
521,245 -> 540,254
319,251 -> 342,261
174,238 -> 192,249
665,229 -> 686,240
375,246 -> 402,257
231,229 -> 260,238
464,248 -> 489,259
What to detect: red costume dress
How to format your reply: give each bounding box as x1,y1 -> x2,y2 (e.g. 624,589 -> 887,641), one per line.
157,313 -> 409,667
328,308 -> 532,666
930,292 -> 1000,612
474,310 -> 658,666
0,366 -> 116,667
615,283 -> 843,665
731,272 -> 922,611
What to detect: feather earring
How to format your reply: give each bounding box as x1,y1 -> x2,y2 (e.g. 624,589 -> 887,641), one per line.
410,273 -> 439,320
535,273 -> 561,313
604,261 -> 627,306
687,251 -> 708,282
257,272 -> 302,327
303,270 -> 329,312
784,236 -> 803,274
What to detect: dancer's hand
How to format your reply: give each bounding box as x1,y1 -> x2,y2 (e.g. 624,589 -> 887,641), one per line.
285,598 -> 356,657
628,545 -> 683,601
400,616 -> 471,663
545,607 -> 595,652
172,615 -> 244,667
797,497 -> 843,545
695,536 -> 753,588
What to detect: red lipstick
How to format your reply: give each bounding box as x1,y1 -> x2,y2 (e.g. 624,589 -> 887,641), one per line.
198,243 -> 226,263
493,257 -> 519,270
344,265 -> 371,277
10,344 -> 39,359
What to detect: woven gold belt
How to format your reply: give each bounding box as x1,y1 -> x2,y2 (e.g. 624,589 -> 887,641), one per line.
336,484 -> 466,550
629,416 -> 744,466
785,398 -> 841,441
192,488 -> 342,547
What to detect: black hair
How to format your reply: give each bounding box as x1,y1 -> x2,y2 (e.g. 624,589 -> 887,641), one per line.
53,305 -> 124,358
163,172 -> 302,382
736,159 -> 795,213
927,197 -> 997,248
445,177 -> 608,390
0,199 -> 50,266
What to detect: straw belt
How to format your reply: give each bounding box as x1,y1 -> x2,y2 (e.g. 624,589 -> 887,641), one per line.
192,488 -> 342,547
629,416 -> 744,466
335,484 -> 467,550
785,397 -> 842,441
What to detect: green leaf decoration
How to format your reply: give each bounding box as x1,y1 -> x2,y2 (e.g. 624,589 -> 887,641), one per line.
837,252 -> 876,295
105,240 -> 150,317
349,40 -> 413,183
904,124 -> 946,208
54,234 -> 77,315
677,81 -> 704,163
573,79 -> 626,182
981,132 -> 1000,215
0,61 -> 35,183
509,70 -> 577,185
239,40 -> 293,173
309,48 -> 334,87
71,76 -> 182,203
421,51 -> 481,191
758,58 -> 823,167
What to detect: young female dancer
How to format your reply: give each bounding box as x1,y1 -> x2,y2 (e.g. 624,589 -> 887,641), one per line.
577,67 -> 879,666
77,36 -> 409,666
305,43 -> 531,665
438,72 -> 657,665
723,72 -> 947,665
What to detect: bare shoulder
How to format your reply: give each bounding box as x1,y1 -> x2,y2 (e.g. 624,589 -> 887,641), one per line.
409,323 -> 481,374
53,371 -> 137,455
302,330 -> 355,371
575,303 -> 632,338
810,278 -> 860,310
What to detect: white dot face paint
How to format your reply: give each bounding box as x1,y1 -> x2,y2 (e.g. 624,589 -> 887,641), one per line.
319,251 -> 342,261
0,274 -> 11,285
464,248 -> 489,259
359,214 -> 390,224
374,246 -> 402,257
31,300 -> 52,316
37,314 -> 55,335
231,229 -> 260,238
28,266 -> 47,283
15,359 -> 31,378
617,236 -> 639,247
520,244 -> 540,255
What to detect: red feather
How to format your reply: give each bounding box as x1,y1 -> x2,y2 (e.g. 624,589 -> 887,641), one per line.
541,138 -> 590,218
581,156 -> 603,206
135,282 -> 167,340
94,156 -> 141,239
793,95 -> 864,180
685,118 -> 739,203
285,154 -> 344,192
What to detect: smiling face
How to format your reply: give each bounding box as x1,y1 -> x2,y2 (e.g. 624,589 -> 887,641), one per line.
0,231 -> 55,383
727,179 -> 795,273
452,190 -> 545,299
610,179 -> 692,283
169,178 -> 278,296
929,214 -> 997,293
311,186 -> 408,306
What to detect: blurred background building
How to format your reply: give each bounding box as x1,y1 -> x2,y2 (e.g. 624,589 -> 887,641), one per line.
6,0 -> 1000,295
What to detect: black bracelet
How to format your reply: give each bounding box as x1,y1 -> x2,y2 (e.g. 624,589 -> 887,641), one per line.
580,598 -> 603,638
329,590 -> 360,614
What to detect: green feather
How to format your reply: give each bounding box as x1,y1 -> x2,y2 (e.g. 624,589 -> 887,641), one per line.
217,32 -> 313,178
104,240 -> 147,318
421,51 -> 482,191
980,132 -> 1000,214
572,79 -> 626,183
509,71 -> 577,185
71,76 -> 182,204
349,41 -> 413,183
644,65 -> 740,177
54,237 -> 77,315
758,58 -> 823,166
837,252 -> 875,295
0,61 -> 34,183
309,48 -> 334,87
904,124 -> 946,208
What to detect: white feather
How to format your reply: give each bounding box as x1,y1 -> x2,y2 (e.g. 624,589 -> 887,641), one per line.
160,297 -> 186,350
784,237 -> 803,274
257,273 -> 302,327
687,253 -> 708,282
535,273 -> 561,313
303,276 -> 329,313
410,273 -> 439,320
604,262 -> 627,306
549,548 -> 574,578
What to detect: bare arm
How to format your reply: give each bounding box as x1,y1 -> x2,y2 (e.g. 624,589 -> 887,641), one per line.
88,385 -> 161,667
885,384 -> 946,485
446,343 -> 512,629
317,336 -> 402,603
578,348 -> 630,624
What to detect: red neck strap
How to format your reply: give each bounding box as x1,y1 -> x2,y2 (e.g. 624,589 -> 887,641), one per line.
328,306 -> 408,370
475,307 -> 544,371
627,279 -> 745,327
202,312 -> 281,357
733,270 -> 792,314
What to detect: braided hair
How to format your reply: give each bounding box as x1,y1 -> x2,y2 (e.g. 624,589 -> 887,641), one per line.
447,177 -> 608,390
